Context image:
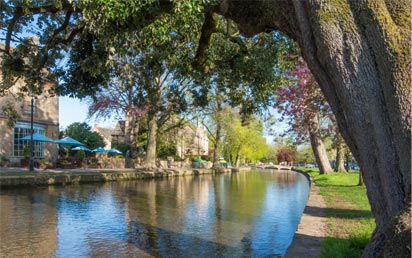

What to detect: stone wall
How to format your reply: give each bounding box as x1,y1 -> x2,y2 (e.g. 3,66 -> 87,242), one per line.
0,168 -> 232,187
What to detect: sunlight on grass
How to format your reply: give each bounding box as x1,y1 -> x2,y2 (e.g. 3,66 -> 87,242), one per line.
296,168 -> 375,258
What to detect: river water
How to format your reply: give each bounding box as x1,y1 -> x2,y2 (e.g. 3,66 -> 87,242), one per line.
0,170 -> 309,257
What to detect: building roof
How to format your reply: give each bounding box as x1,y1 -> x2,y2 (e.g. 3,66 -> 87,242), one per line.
93,126 -> 114,142
112,120 -> 125,136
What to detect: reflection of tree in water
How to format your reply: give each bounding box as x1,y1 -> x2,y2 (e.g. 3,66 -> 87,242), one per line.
0,171 -> 307,257
0,188 -> 59,257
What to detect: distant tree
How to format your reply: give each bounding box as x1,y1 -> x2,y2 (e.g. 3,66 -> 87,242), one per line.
297,144 -> 316,165
64,122 -> 105,150
261,145 -> 278,164
276,147 -> 298,166
222,111 -> 267,166
275,59 -> 333,174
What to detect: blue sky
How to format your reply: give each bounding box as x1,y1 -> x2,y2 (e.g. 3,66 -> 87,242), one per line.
58,96 -> 117,131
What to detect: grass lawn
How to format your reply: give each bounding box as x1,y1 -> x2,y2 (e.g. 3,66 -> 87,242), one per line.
298,168 -> 375,258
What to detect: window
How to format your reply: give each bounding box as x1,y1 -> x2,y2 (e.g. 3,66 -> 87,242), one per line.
13,122 -> 46,158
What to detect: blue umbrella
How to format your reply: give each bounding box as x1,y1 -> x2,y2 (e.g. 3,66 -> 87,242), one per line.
107,148 -> 122,154
19,133 -> 54,143
72,146 -> 91,152
92,147 -> 107,153
54,137 -> 84,146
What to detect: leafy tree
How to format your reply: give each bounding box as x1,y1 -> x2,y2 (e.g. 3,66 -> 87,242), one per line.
274,59 -> 333,174
260,145 -> 278,164
296,144 -> 316,165
64,122 -> 105,150
157,143 -> 177,160
192,19 -> 296,167
222,111 -> 267,166
276,147 -> 298,166
1,1 -> 410,255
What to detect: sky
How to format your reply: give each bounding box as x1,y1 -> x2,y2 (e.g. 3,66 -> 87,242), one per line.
59,96 -> 286,144
58,96 -> 117,131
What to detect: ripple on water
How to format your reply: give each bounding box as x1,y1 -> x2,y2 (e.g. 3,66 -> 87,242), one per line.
0,170 -> 309,257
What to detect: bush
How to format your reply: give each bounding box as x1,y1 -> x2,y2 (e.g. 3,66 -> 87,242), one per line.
23,146 -> 31,159
157,144 -> 177,159
77,150 -> 86,161
0,156 -> 9,162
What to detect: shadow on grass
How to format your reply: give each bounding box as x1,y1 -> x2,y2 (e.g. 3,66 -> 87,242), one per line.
304,205 -> 373,219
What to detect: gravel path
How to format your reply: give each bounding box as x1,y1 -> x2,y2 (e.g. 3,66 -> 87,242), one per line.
284,179 -> 327,258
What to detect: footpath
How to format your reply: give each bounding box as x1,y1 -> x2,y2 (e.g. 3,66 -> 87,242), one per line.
285,177 -> 327,258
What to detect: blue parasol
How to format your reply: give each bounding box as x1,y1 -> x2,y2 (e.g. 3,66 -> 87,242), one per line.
54,137 -> 84,146
19,133 -> 55,143
92,147 -> 107,153
72,146 -> 92,152
107,148 -> 122,154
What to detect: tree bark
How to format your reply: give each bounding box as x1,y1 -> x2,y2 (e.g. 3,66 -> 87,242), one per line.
309,130 -> 333,175
125,105 -> 138,158
212,118 -> 222,168
212,93 -> 224,168
217,1 -> 411,256
358,170 -> 364,186
335,134 -> 347,173
235,153 -> 240,167
145,112 -> 158,168
308,114 -> 333,174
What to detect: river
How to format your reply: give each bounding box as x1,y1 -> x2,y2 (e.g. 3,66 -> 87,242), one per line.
0,170 -> 309,257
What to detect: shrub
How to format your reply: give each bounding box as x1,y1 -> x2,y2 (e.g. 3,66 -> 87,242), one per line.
0,156 -> 9,162
77,150 -> 86,161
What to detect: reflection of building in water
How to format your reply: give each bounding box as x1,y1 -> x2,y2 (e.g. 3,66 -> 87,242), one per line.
0,190 -> 58,257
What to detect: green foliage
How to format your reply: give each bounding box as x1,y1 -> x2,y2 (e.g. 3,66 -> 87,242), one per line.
0,156 -> 10,162
22,146 -> 31,159
260,145 -> 278,163
1,100 -> 20,128
77,150 -> 86,161
157,143 -> 177,159
296,144 -> 316,164
222,110 -> 267,164
111,142 -> 130,154
64,122 -> 105,149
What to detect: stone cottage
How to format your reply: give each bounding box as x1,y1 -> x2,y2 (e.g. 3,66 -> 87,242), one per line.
0,78 -> 59,166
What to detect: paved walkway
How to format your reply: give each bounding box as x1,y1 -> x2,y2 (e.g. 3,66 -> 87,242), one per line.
284,180 -> 327,258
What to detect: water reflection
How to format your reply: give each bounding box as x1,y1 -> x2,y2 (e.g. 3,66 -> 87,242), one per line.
0,170 -> 309,257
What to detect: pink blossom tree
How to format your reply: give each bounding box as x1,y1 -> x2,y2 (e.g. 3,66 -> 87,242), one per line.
275,59 -> 333,174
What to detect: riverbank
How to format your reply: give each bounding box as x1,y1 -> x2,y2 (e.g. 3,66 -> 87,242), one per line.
284,171 -> 326,258
286,168 -> 374,258
0,166 -> 250,187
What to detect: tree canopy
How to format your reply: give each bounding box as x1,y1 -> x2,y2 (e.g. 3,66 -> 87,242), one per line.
1,1 -> 410,256
64,122 -> 105,149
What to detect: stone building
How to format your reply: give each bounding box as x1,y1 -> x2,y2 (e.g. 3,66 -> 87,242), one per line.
176,123 -> 209,159
93,120 -> 209,160
0,79 -> 59,166
92,124 -> 115,150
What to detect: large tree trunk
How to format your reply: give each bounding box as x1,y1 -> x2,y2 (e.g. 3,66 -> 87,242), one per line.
213,92 -> 224,168
335,134 -> 347,173
309,131 -> 333,175
217,1 -> 411,256
309,115 -> 333,174
145,112 -> 158,168
358,170 -> 364,187
125,106 -> 138,158
212,117 -> 222,168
